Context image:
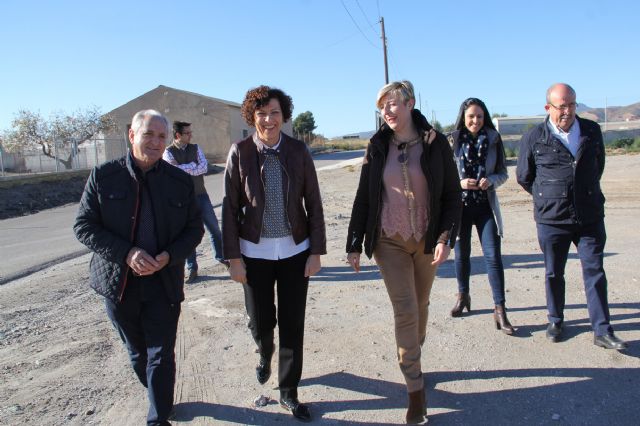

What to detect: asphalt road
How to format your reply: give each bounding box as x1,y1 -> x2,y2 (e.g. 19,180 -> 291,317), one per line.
0,150 -> 365,285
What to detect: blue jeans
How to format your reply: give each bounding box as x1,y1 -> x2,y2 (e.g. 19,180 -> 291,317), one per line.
186,193 -> 223,270
454,202 -> 506,305
536,220 -> 612,336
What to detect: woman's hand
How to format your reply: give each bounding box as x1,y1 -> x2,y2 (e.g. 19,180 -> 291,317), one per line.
304,254 -> 322,277
347,252 -> 361,272
431,243 -> 451,266
478,177 -> 491,190
228,258 -> 247,284
460,178 -> 479,190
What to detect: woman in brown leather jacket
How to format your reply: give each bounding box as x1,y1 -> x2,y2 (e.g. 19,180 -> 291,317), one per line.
222,85 -> 326,422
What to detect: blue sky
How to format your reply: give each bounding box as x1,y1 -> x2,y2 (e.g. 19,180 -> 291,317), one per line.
1,0 -> 639,138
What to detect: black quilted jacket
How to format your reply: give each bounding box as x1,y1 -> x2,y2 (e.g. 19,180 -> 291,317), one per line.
74,153 -> 204,304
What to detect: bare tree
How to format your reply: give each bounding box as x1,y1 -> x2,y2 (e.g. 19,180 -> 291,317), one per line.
1,106 -> 117,169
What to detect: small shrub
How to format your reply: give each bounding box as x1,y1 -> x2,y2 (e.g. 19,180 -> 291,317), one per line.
504,147 -> 518,158
609,138 -> 634,149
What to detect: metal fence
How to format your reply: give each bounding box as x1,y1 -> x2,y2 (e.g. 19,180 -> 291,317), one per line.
0,138 -> 128,176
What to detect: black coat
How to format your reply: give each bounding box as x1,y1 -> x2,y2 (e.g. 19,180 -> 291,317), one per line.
346,109 -> 462,258
516,116 -> 605,225
74,154 -> 204,303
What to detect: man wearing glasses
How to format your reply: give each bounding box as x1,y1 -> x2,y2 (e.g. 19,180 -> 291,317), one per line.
516,83 -> 627,350
164,121 -> 228,283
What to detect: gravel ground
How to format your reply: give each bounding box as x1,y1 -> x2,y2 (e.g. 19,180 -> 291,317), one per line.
1,154 -> 639,425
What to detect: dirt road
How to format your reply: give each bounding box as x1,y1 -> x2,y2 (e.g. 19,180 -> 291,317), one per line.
1,154 -> 639,425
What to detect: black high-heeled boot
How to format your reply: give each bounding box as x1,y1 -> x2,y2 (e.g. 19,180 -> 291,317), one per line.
450,292 -> 471,317
494,303 -> 515,335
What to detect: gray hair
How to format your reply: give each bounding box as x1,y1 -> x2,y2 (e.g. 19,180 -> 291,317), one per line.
131,109 -> 170,136
546,83 -> 576,103
376,80 -> 415,109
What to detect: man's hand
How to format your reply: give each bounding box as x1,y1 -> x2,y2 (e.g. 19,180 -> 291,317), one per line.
154,251 -> 170,271
126,247 -> 163,275
431,243 -> 451,266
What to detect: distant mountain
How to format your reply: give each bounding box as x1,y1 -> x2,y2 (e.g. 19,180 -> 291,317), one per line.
578,102 -> 640,123
335,130 -> 375,140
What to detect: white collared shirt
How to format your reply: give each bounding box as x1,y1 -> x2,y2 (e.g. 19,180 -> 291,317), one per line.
240,132 -> 310,260
547,117 -> 581,157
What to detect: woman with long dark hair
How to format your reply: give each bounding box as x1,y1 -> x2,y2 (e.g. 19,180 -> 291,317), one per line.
448,97 -> 514,334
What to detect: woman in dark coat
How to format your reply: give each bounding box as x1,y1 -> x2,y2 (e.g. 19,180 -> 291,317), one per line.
346,80 -> 461,424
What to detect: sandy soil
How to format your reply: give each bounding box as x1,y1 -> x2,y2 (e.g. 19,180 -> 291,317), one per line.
1,154 -> 639,425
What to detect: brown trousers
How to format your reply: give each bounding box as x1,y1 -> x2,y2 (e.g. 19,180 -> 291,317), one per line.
373,232 -> 437,392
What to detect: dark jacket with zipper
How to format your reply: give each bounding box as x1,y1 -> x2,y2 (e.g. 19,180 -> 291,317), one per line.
74,153 -> 204,304
516,116 -> 605,225
346,109 -> 462,258
222,133 -> 327,260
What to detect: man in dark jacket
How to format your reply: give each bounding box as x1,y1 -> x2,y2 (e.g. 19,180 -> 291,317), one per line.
74,109 -> 204,425
516,83 -> 626,350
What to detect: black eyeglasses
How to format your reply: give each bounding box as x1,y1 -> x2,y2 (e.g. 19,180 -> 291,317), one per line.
548,102 -> 577,112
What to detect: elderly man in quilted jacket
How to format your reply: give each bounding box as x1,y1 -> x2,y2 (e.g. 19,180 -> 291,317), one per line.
74,109 -> 204,425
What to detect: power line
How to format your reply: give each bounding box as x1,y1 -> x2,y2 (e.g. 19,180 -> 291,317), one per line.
340,0 -> 378,49
355,0 -> 379,35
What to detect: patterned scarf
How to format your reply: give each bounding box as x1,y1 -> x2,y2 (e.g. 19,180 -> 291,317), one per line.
460,128 -> 489,205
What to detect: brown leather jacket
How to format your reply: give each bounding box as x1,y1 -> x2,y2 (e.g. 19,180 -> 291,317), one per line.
222,133 -> 327,259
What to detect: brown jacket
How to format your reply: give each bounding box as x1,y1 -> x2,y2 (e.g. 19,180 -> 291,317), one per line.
222,133 -> 326,259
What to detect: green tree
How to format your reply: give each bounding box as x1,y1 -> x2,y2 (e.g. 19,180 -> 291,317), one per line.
432,120 -> 443,132
443,123 -> 456,133
1,106 -> 116,169
293,111 -> 317,136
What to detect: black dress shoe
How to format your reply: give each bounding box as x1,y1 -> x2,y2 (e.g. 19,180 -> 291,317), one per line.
280,397 -> 311,422
594,333 -> 628,350
546,322 -> 563,342
256,356 -> 271,384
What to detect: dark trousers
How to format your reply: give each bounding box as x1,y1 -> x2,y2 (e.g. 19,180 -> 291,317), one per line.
242,250 -> 310,400
536,219 -> 613,336
454,202 -> 506,305
105,279 -> 181,426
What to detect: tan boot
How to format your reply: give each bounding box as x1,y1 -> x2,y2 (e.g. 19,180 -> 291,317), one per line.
450,292 -> 471,317
406,388 -> 426,424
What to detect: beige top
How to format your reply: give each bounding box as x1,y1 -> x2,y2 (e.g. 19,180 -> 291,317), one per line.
381,139 -> 429,241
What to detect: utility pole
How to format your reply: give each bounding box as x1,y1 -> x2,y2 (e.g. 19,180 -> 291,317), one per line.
380,17 -> 389,84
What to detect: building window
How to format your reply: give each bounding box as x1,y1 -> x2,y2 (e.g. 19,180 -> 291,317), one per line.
242,129 -> 249,138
